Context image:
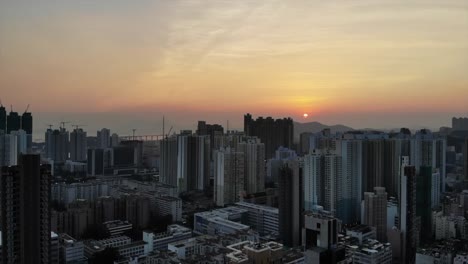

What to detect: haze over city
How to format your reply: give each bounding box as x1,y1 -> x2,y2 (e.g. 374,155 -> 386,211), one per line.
1,0 -> 467,136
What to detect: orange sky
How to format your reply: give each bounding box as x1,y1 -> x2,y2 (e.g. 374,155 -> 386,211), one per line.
0,0 -> 467,127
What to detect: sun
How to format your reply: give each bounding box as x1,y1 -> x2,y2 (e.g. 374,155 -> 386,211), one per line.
303,113 -> 309,118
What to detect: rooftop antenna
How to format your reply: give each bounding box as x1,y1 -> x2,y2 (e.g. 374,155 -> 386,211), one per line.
227,120 -> 229,133
60,121 -> 70,129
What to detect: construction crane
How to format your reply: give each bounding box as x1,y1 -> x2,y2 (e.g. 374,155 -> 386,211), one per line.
166,126 -> 173,139
72,124 -> 86,130
60,121 -> 70,129
46,124 -> 53,130
24,104 -> 30,114
132,129 -> 137,140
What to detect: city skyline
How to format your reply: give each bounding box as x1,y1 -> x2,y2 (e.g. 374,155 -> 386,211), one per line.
1,0 -> 467,129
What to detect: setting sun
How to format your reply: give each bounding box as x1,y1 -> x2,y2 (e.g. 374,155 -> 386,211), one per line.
303,113 -> 309,118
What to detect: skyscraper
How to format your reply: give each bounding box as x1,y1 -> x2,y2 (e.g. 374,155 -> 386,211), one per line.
278,159 -> 302,247
20,112 -> 33,149
416,166 -> 433,244
0,104 -> 6,132
160,135 -> 178,186
45,128 -> 69,162
213,147 -> 245,206
303,149 -> 342,217
463,138 -> 468,182
177,134 -> 210,192
196,121 -> 224,151
70,128 -> 87,161
410,129 -> 446,193
97,128 -> 111,149
363,187 -> 388,242
244,113 -> 294,158
400,159 -> 417,264
1,154 -> 51,264
237,137 -> 266,194
336,139 -> 362,224
362,139 -> 384,194
6,110 -> 20,134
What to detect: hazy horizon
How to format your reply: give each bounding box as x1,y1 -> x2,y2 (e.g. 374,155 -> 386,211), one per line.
26,110 -> 465,142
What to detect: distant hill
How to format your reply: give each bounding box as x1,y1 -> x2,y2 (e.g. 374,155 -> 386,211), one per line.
294,121 -> 354,141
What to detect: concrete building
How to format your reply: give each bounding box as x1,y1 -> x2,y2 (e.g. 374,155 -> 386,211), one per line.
177,134 -> 210,192
399,158 -> 417,263
194,207 -> 250,235
302,210 -> 345,264
226,241 -> 304,264
351,239 -> 392,264
103,220 -> 133,237
214,147 -> 245,206
235,202 -> 279,238
1,154 -> 51,264
345,225 -> 377,245
143,224 -> 192,252
45,128 -> 70,162
363,187 -> 387,242
97,128 -> 111,149
303,149 -> 343,218
154,196 -> 182,222
70,128 -> 87,162
51,232 -> 60,264
160,135 -> 178,187
452,117 -> 468,131
278,159 -> 302,247
59,234 -> 86,264
237,137 -> 266,194
244,113 -> 294,159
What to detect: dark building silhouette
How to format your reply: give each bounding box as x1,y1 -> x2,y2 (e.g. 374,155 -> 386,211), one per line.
401,165 -> 417,264
464,138 -> 468,182
196,121 -> 223,149
416,166 -> 433,245
1,154 -> 51,264
244,113 -> 294,158
362,139 -> 384,194
452,117 -> 468,131
88,148 -> 104,176
0,104 -> 6,132
6,111 -> 20,134
20,112 -> 33,134
120,140 -> 143,167
278,160 -> 302,247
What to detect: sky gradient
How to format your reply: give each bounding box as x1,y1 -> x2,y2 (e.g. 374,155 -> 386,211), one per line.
1,0 -> 467,134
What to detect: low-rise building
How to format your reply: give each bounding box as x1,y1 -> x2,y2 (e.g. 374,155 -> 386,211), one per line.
194,207 -> 249,235
143,224 -> 192,252
59,233 -> 86,264
235,202 -> 279,238
103,220 -> 133,237
351,239 -> 392,264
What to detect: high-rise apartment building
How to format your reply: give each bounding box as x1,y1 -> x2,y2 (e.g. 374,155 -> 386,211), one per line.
452,117 -> 468,131
70,128 -> 87,161
45,128 -> 70,162
363,187 -> 388,242
0,104 -> 6,132
336,140 -> 362,224
6,110 -> 20,134
20,112 -> 33,134
303,149 -> 342,217
237,137 -> 266,194
410,129 -> 446,193
278,159 -> 302,247
362,139 -> 384,194
463,138 -> 468,182
177,134 -> 210,192
160,136 -> 178,186
244,113 -> 293,158
214,147 -> 245,206
97,128 -> 111,149
400,159 -> 417,264
1,154 -> 51,264
416,166 -> 433,244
